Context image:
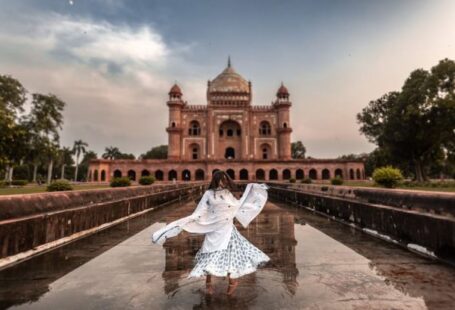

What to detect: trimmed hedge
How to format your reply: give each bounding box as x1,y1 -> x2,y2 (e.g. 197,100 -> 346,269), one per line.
301,178 -> 312,184
372,166 -> 403,188
289,178 -> 296,183
47,179 -> 73,192
331,176 -> 344,185
139,176 -> 155,185
110,177 -> 131,187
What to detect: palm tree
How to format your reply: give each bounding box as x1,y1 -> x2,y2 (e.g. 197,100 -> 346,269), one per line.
102,146 -> 121,160
58,146 -> 74,179
73,140 -> 88,181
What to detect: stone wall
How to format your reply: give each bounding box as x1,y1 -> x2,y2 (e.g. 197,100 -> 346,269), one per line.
0,183 -> 207,261
267,183 -> 455,261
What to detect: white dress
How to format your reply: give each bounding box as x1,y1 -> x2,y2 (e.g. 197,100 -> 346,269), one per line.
152,183 -> 270,278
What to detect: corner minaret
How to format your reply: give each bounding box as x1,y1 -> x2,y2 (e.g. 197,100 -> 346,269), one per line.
274,83 -> 292,160
166,83 -> 185,160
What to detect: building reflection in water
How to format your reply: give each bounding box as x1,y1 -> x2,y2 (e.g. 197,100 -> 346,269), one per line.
160,202 -> 299,295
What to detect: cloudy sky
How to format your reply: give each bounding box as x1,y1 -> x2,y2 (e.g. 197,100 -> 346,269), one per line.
1,0 -> 454,158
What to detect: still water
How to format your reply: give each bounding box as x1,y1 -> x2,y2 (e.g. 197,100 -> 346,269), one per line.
0,199 -> 454,309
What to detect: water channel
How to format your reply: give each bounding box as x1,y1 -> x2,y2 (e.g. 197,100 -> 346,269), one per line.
1,198 -> 454,309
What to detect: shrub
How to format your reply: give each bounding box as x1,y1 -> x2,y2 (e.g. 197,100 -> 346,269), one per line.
0,181 -> 6,188
139,176 -> 155,185
11,179 -> 28,186
372,166 -> 403,188
110,177 -> 131,187
47,179 -> 73,192
289,178 -> 296,183
301,178 -> 312,184
331,176 -> 344,185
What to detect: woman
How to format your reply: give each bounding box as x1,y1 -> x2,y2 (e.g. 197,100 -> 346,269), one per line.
152,170 -> 270,295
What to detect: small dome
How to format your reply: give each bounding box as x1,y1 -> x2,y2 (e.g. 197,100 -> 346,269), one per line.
208,60 -> 250,94
277,83 -> 289,98
169,83 -> 182,96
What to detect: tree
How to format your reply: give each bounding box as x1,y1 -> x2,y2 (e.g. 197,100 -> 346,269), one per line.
72,140 -> 88,181
28,93 -> 65,184
57,147 -> 75,179
291,141 -> 306,159
102,146 -> 121,160
102,146 -> 135,160
357,59 -> 455,181
0,75 -> 27,180
140,145 -> 168,159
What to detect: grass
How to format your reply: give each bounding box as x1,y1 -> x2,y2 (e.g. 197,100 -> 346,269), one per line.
335,180 -> 455,193
0,184 -> 111,196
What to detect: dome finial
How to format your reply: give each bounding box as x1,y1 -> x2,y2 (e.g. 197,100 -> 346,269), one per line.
227,55 -> 231,68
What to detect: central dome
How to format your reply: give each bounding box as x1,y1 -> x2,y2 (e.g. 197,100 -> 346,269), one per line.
208,59 -> 250,94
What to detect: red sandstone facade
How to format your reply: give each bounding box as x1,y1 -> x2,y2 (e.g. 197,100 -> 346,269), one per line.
88,60 -> 365,182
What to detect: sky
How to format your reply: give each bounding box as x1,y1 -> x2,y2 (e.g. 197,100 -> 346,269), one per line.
1,0 -> 454,158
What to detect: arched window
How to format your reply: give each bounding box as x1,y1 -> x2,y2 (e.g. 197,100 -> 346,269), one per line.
128,170 -> 136,181
269,169 -> 278,180
260,143 -> 272,160
240,169 -> 249,180
335,169 -> 343,178
309,169 -> 317,180
189,143 -> 200,160
188,121 -> 200,136
350,169 -> 355,180
171,122 -> 176,128
322,169 -> 330,180
356,169 -> 361,180
88,170 -> 92,182
226,169 -> 235,180
195,169 -> 205,181
283,169 -> 291,180
220,120 -> 241,139
155,170 -> 163,181
259,121 -> 271,135
113,169 -> 122,178
283,122 -> 288,128
182,169 -> 191,181
256,169 -> 265,180
168,170 -> 177,181
94,170 -> 99,182
296,169 -> 304,180
101,170 -> 106,181
225,147 -> 235,159
141,169 -> 150,177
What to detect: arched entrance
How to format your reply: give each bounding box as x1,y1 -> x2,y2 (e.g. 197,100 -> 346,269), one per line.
269,169 -> 278,180
282,169 -> 291,180
114,170 -> 122,178
296,169 -> 304,180
168,170 -> 177,181
226,169 -> 235,180
195,169 -> 205,181
101,170 -> 106,181
155,170 -> 163,181
256,169 -> 265,180
182,169 -> 191,181
309,169 -> 317,180
335,169 -> 343,178
322,169 -> 330,180
127,170 -> 136,181
240,169 -> 249,180
141,169 -> 150,177
225,147 -> 235,159
350,169 -> 355,180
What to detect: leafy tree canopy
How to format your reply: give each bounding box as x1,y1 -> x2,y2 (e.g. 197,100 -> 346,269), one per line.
140,145 -> 168,159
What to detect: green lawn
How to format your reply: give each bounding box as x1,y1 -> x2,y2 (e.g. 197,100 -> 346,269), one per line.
0,184 -> 111,196
329,181 -> 455,193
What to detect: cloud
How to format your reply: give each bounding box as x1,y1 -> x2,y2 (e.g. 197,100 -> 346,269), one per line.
0,12 -> 202,157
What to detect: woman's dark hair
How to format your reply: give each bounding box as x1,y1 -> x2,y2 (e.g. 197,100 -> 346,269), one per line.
208,170 -> 236,192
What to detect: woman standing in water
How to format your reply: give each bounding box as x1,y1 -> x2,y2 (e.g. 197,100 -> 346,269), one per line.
152,170 -> 270,295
